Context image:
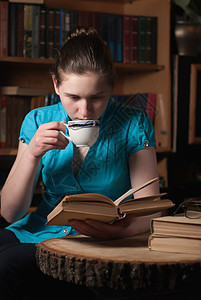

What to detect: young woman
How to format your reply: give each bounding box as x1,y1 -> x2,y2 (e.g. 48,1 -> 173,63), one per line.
0,27 -> 159,298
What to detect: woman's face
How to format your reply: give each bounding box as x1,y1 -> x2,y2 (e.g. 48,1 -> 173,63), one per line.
53,72 -> 112,121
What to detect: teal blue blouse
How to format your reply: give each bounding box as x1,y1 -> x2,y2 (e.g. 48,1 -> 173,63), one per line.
6,98 -> 156,243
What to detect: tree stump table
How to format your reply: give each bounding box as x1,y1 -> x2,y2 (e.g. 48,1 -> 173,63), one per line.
36,233 -> 201,292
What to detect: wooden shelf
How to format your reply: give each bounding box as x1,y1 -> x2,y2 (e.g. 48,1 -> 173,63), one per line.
115,62 -> 164,72
0,56 -> 164,72
0,149 -> 18,156
0,56 -> 54,64
69,0 -> 133,2
0,56 -> 55,70
45,0 -> 132,8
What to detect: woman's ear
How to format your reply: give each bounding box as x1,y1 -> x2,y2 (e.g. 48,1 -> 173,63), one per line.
52,76 -> 59,95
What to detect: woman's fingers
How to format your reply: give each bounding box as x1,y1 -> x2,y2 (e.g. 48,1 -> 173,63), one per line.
27,121 -> 69,158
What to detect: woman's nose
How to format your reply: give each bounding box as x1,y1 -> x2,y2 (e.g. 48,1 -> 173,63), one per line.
79,99 -> 91,117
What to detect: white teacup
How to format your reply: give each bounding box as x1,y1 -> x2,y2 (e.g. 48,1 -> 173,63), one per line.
62,120 -> 99,147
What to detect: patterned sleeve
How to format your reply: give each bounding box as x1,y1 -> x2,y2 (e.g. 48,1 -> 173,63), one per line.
19,109 -> 39,145
126,109 -> 156,156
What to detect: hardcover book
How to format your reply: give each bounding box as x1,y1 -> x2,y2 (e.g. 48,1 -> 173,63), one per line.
46,178 -> 174,225
151,214 -> 201,239
149,234 -> 201,255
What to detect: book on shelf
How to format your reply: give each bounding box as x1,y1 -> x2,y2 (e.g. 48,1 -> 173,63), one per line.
149,214 -> 201,255
3,1 -> 158,63
100,13 -> 123,63
46,177 -> 174,225
0,0 -> 8,56
0,95 -> 6,148
138,16 -> 157,64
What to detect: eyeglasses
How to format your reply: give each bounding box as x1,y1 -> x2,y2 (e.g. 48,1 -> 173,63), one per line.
172,198 -> 201,219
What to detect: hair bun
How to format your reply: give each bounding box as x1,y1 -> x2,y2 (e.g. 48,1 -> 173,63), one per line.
52,26 -> 116,88
66,27 -> 99,41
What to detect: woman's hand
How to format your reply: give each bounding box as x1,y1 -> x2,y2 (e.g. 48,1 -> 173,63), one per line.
69,147 -> 160,240
27,121 -> 69,159
68,213 -> 152,239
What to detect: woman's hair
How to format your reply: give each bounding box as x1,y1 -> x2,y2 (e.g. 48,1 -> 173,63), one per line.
51,27 -> 116,88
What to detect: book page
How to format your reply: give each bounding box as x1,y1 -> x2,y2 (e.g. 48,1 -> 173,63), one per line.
114,177 -> 159,206
63,201 -> 117,214
120,198 -> 174,215
120,193 -> 166,205
62,193 -> 115,206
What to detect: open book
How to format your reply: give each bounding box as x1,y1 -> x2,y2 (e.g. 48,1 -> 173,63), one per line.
46,178 -> 174,225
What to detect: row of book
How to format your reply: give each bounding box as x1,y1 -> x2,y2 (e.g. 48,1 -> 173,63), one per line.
0,92 -> 156,149
149,214 -> 201,255
0,93 -> 60,148
0,1 -> 158,64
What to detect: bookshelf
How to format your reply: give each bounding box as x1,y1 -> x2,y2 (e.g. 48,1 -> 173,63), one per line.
0,0 -> 171,157
0,56 -> 164,92
0,56 -> 164,70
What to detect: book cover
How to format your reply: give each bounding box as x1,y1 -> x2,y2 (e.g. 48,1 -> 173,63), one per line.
138,16 -> 147,64
108,14 -> 116,61
131,16 -> 138,64
32,4 -> 40,58
115,14 -> 123,63
151,17 -> 157,64
46,8 -> 54,58
70,10 -> 78,32
123,15 -> 131,63
0,95 -> 6,148
145,16 -> 152,64
100,13 -> 109,47
53,9 -> 60,58
9,3 -> 17,56
0,0 -> 8,56
24,4 -> 32,58
59,8 -> 64,49
39,6 -> 46,58
17,3 -> 24,57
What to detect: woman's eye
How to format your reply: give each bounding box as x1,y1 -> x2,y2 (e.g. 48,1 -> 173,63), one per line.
70,95 -> 80,101
91,96 -> 102,100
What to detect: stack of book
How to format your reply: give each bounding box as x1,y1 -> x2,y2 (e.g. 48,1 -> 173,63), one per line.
0,1 -> 158,64
149,215 -> 201,255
